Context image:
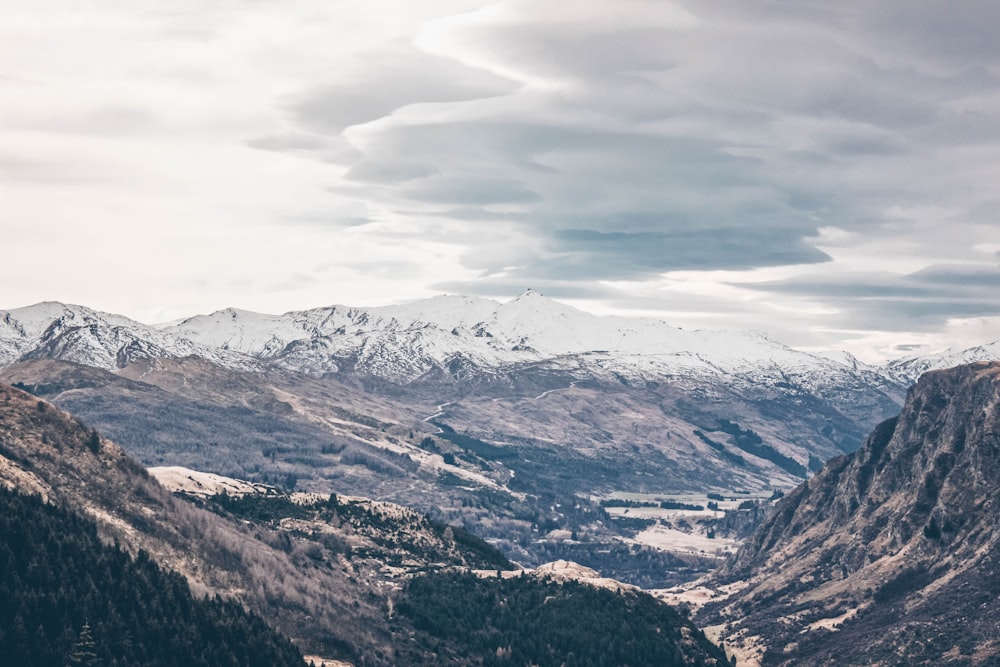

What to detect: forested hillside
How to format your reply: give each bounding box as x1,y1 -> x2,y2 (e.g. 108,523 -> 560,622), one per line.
0,487 -> 304,667
396,571 -> 732,666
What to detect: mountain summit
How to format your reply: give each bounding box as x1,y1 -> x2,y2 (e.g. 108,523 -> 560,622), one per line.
705,361 -> 1000,665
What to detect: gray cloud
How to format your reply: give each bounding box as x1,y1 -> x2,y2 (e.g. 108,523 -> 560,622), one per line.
405,176 -> 541,205
531,228 -> 829,279
290,47 -> 517,135
743,264 -> 1000,331
275,2 -> 999,292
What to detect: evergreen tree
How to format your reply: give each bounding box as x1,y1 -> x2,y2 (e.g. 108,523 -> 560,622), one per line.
66,623 -> 98,667
85,430 -> 101,454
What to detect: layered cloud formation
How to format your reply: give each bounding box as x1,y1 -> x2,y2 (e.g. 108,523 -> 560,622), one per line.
2,0 -> 999,359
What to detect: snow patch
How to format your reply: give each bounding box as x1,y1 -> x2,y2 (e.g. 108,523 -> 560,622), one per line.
148,466 -> 279,496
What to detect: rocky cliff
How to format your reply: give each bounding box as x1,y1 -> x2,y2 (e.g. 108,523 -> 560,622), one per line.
703,361 -> 1000,666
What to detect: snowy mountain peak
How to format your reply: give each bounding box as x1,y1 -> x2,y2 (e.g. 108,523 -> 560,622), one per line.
884,339 -> 1000,384
0,301 -> 257,372
512,288 -> 543,300
6,302 -> 142,339
502,289 -> 584,317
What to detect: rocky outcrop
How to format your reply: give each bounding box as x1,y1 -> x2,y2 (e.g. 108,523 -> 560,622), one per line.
704,362 -> 1000,666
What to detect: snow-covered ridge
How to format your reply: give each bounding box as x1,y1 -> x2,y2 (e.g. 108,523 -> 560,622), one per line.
1,291 -> 997,386
162,289 -> 856,383
0,302 -> 257,372
884,340 -> 1000,384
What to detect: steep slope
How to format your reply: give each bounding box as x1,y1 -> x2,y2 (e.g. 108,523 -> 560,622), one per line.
702,361 -> 1000,666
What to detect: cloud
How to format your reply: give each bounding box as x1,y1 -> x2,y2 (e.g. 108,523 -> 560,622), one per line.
3,0 -> 1000,359
743,263 -> 1000,331
274,0 -> 1000,300
289,45 -> 518,135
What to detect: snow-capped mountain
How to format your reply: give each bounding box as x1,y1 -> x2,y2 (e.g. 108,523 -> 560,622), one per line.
883,340 -> 1000,385
4,291 -> 989,397
159,289 -> 891,392
3,292 -> 996,397
5,290 -> 977,514
0,302 -> 255,372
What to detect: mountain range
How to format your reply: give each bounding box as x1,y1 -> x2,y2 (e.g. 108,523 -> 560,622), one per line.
4,291 -> 1000,664
5,290 -> 975,386
1,292 -> 998,581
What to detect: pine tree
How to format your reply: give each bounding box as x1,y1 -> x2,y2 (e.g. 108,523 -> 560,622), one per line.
86,430 -> 101,454
66,622 -> 98,666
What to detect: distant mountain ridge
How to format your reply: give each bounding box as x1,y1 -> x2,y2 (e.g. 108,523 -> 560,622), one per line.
884,339 -> 1000,384
0,301 -> 257,372
6,290 -> 980,388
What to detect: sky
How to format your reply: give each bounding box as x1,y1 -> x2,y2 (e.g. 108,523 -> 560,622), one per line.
2,0 -> 1000,362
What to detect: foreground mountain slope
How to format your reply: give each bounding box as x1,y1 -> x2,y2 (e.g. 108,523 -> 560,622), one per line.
0,383 -> 509,664
702,361 -> 1000,666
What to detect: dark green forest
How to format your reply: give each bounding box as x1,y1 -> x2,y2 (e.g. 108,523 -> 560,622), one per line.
0,487 -> 303,667
395,570 -> 732,666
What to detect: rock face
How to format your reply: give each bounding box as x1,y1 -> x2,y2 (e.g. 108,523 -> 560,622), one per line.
704,361 -> 1000,666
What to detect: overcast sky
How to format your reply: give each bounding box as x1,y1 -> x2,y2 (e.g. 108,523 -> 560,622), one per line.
2,0 -> 999,361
